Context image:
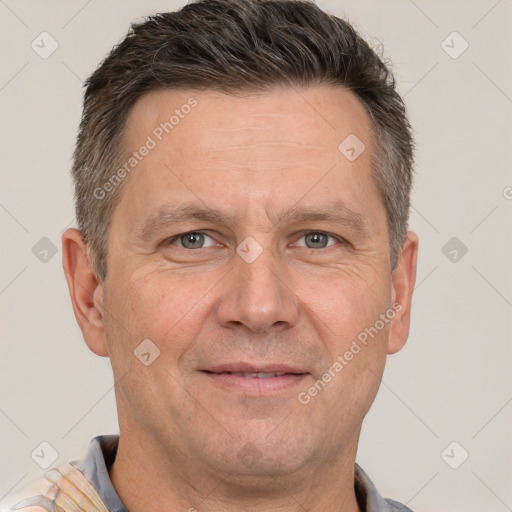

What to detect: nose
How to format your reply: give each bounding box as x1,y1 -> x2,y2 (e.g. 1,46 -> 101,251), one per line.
215,247 -> 300,334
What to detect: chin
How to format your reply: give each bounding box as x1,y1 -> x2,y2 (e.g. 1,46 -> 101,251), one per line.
205,425 -> 320,479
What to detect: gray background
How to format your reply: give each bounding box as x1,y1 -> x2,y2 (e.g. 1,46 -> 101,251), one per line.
1,1 -> 511,510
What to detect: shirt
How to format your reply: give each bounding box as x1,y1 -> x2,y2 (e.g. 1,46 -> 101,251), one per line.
6,435 -> 413,512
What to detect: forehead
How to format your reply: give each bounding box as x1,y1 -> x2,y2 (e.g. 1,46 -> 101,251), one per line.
114,84 -> 382,230
124,84 -> 373,154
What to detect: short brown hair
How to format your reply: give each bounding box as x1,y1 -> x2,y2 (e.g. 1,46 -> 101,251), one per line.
72,0 -> 414,280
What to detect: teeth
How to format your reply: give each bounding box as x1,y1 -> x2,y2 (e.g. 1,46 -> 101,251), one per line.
256,372 -> 277,378
230,372 -> 285,378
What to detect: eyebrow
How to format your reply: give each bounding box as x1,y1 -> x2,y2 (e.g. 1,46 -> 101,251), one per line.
135,200 -> 368,244
271,201 -> 367,235
135,203 -> 237,243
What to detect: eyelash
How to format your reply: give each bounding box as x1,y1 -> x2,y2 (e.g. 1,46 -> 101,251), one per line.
167,231 -> 344,249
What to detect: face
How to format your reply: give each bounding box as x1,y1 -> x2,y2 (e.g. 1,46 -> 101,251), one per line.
64,84 -> 418,483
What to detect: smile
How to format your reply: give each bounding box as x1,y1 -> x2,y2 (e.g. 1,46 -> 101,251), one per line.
202,365 -> 309,394
226,371 -> 287,378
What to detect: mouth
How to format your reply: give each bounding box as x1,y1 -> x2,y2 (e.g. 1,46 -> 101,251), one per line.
222,371 -> 291,378
201,364 -> 309,395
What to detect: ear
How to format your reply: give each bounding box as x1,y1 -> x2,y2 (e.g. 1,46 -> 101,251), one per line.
62,228 -> 109,357
387,231 -> 419,355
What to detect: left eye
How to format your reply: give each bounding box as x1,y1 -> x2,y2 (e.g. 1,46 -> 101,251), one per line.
294,232 -> 338,249
171,232 -> 217,249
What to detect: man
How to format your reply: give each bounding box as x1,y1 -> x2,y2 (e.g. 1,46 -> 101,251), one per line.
6,0 -> 418,510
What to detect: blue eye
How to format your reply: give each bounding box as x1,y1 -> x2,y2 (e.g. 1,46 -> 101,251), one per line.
168,231 -> 341,251
172,232 -> 216,249
295,232 -> 338,249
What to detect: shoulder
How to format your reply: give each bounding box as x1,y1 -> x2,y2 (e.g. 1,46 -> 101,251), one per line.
354,464 -> 414,512
385,498 -> 414,511
1,462 -> 108,512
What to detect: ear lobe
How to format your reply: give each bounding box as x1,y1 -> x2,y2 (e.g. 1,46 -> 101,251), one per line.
387,231 -> 419,355
62,228 -> 109,357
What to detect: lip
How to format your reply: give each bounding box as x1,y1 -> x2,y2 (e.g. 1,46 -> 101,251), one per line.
201,363 -> 309,395
204,363 -> 307,374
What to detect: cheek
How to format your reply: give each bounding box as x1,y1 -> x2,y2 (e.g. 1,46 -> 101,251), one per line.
295,268 -> 391,353
299,277 -> 390,440
106,269 -> 214,360
102,271 -> 215,425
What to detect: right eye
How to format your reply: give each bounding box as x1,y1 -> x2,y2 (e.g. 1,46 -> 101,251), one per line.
168,232 -> 218,250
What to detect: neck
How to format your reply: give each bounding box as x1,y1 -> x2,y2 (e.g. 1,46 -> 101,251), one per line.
108,429 -> 362,512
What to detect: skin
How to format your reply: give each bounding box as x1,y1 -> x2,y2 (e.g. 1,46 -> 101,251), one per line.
62,84 -> 418,512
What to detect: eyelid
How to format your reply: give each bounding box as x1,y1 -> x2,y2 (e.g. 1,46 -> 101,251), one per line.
291,231 -> 344,248
168,231 -> 218,248
166,230 -> 346,250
